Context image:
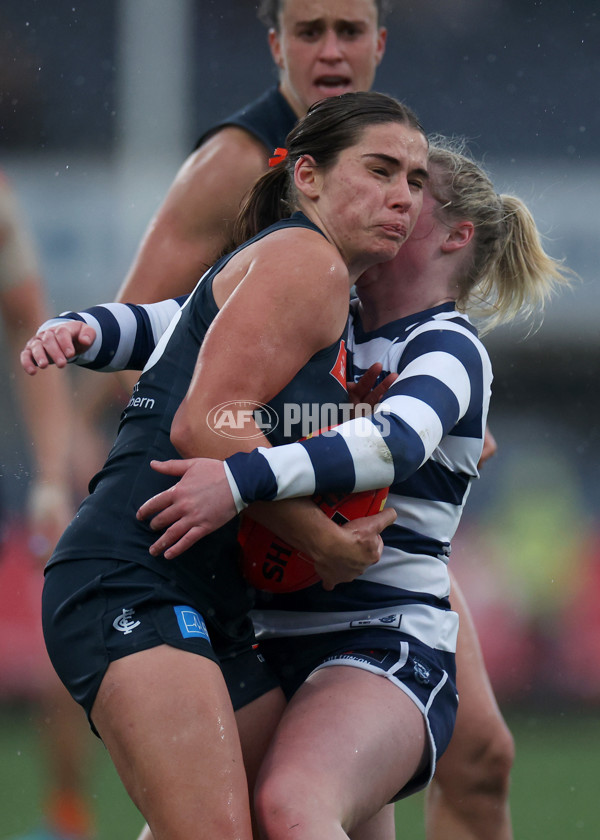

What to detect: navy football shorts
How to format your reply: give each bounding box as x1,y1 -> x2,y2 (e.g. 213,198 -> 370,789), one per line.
258,628 -> 458,800
42,558 -> 280,733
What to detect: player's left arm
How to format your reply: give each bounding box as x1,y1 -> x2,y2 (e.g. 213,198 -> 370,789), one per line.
225,325 -> 490,507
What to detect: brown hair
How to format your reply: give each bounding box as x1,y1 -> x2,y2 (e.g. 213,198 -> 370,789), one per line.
427,136 -> 574,332
257,0 -> 394,29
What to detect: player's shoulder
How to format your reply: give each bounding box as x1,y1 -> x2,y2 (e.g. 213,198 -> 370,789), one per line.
251,222 -> 348,285
161,127 -> 269,235
410,309 -> 482,343
190,125 -> 268,180
405,309 -> 490,364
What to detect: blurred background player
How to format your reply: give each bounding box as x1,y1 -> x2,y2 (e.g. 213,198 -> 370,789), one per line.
113,2 -> 514,837
0,169 -> 96,840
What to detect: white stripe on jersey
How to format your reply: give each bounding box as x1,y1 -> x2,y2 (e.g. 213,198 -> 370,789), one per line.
251,602 -> 459,652
431,433 -> 482,475
385,493 -> 470,548
83,305 -> 138,370
360,543 -> 451,597
387,349 -> 473,414
332,415 -> 396,491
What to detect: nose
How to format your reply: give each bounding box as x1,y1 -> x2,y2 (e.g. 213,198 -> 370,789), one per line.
318,29 -> 344,63
390,177 -> 413,211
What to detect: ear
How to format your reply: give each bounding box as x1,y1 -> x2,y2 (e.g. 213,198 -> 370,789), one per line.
375,28 -> 387,66
268,28 -> 284,70
441,221 -> 474,253
294,155 -> 322,199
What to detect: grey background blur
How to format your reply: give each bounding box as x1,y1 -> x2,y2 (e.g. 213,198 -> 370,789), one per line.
1,0 -> 599,702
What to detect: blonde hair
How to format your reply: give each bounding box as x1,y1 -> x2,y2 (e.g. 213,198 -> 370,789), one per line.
428,136 -> 574,333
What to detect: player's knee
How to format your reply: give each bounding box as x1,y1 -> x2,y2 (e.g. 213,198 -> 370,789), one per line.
438,718 -> 515,801
486,723 -> 515,797
254,769 -> 328,839
255,771 -> 300,838
474,720 -> 515,798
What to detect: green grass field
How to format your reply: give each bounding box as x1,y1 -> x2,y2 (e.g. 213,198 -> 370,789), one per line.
0,705 -> 598,839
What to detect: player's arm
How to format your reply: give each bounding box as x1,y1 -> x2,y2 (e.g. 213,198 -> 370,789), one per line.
170,227 -> 350,461
225,326 -> 489,507
137,325 -> 487,546
138,229 -> 350,556
21,298 -> 185,373
244,498 -> 396,590
2,277 -> 74,554
115,128 -> 269,303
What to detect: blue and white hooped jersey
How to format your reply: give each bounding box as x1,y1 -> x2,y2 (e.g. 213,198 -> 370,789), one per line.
43,295 -> 492,654
247,299 -> 492,651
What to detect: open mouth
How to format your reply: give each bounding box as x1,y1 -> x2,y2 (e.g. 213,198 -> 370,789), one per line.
313,75 -> 352,91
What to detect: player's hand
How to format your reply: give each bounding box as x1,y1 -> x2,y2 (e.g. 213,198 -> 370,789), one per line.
478,424 -> 498,468
311,506 -> 397,591
20,321 -> 96,374
137,458 -> 237,558
347,362 -> 398,414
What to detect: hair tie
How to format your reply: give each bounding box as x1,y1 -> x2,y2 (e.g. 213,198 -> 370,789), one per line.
268,147 -> 288,167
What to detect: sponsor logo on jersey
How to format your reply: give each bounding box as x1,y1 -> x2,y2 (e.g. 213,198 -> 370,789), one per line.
207,400 -> 279,439
173,606 -> 210,641
125,381 -> 155,411
329,339 -> 347,388
349,613 -> 402,629
113,608 -> 141,634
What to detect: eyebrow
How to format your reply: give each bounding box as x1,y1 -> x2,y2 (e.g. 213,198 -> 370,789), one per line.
293,18 -> 368,28
362,153 -> 430,180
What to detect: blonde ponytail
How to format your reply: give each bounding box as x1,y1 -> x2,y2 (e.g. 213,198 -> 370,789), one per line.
428,137 -> 574,333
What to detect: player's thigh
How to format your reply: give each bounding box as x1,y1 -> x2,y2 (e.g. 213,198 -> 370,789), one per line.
92,645 -> 249,833
235,686 -> 287,794
257,665 -> 427,825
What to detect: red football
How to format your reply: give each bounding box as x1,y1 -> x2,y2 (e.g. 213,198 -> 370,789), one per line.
238,486 -> 389,593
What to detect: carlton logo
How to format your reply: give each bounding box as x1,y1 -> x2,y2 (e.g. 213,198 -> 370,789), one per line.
113,608 -> 141,635
207,400 -> 279,439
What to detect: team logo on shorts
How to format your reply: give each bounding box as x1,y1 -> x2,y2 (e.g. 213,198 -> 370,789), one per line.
174,606 -> 210,641
413,659 -> 431,685
113,608 -> 141,635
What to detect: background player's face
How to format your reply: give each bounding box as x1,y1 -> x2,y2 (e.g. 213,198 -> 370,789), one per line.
269,0 -> 387,118
301,121 -> 428,270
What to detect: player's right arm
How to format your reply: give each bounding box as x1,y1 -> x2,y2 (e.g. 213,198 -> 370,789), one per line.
115,128 -> 270,303
20,297 -> 185,373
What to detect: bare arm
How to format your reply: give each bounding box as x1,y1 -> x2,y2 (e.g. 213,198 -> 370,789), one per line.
115,128 -> 270,303
170,228 -> 350,460
1,277 -> 74,555
245,498 -> 396,590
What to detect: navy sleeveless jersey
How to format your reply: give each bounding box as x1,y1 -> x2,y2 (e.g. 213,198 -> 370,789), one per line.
48,212 -> 348,640
195,86 -> 297,153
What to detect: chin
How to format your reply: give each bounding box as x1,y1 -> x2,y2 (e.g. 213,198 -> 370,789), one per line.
376,241 -> 404,263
